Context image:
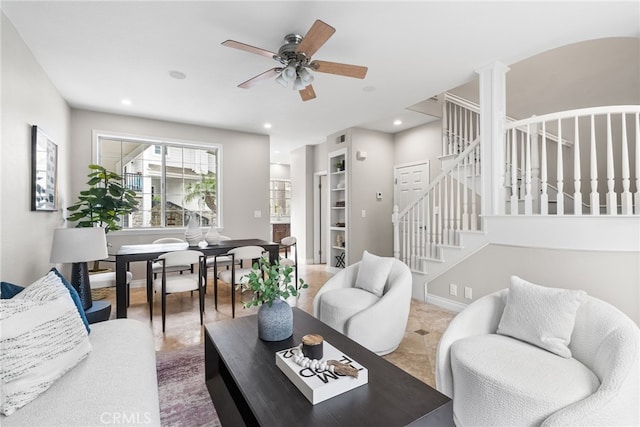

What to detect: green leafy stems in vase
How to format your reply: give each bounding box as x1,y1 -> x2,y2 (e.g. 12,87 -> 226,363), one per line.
243,256 -> 308,309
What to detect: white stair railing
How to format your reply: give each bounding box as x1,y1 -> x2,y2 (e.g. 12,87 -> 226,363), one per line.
393,137 -> 482,272
504,106 -> 640,215
442,93 -> 480,158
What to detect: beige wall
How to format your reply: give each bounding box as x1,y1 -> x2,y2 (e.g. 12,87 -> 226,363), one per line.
394,120 -> 442,184
69,109 -> 271,249
348,128 -> 395,259
1,12 -> 71,284
428,244 -> 640,325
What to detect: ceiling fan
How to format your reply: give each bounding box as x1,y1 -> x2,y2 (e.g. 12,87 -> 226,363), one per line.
222,20 -> 368,101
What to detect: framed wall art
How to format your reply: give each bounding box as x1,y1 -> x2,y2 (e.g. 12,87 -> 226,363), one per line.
31,125 -> 58,211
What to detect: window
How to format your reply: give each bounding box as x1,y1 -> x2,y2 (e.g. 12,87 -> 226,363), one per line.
96,134 -> 221,229
269,180 -> 291,218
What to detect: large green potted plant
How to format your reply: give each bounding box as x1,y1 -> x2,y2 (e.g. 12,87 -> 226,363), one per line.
243,256 -> 307,341
66,164 -> 139,270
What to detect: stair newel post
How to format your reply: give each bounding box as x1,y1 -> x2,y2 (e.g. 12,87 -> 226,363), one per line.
470,145 -> 479,230
635,112 -> 640,214
437,182 -> 443,251
431,187 -> 437,258
510,127 -> 518,215
606,113 -> 617,215
556,118 -> 565,215
540,121 -> 549,215
455,163 -> 462,245
589,114 -> 600,215
620,113 -> 632,215
462,152 -> 470,231
392,205 -> 399,259
442,177 -> 449,246
524,124 -> 533,215
406,207 -> 416,269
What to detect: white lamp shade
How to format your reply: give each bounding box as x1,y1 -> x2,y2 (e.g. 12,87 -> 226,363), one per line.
50,227 -> 108,263
293,76 -> 306,91
275,73 -> 288,88
282,63 -> 297,82
298,67 -> 314,84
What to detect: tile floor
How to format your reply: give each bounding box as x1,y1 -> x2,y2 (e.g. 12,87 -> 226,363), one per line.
99,263 -> 456,388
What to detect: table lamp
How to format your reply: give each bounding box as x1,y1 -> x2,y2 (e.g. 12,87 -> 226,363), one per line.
50,227 -> 108,310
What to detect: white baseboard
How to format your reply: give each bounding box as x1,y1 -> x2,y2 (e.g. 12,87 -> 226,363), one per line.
426,293 -> 467,312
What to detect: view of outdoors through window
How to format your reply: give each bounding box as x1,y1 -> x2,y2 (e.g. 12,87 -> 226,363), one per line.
269,180 -> 291,218
98,136 -> 220,229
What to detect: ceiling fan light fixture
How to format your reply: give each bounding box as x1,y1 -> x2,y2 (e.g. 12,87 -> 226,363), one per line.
282,63 -> 297,82
298,67 -> 314,85
293,76 -> 306,91
275,73 -> 288,88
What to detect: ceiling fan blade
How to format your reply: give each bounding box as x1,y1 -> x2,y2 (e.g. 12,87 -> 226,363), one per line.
222,40 -> 277,60
299,85 -> 316,101
238,68 -> 281,89
296,20 -> 336,58
311,60 -> 368,79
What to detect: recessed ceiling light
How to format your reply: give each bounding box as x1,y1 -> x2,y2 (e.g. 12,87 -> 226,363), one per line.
169,70 -> 186,80
273,150 -> 280,154
393,119 -> 403,126
121,99 -> 132,106
264,123 -> 272,129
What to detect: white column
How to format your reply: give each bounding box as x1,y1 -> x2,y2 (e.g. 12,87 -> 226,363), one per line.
476,61 -> 510,217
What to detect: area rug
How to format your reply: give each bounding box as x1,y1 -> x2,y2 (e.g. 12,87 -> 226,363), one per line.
156,346 -> 222,427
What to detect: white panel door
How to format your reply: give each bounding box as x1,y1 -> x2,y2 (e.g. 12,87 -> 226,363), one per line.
394,161 -> 429,212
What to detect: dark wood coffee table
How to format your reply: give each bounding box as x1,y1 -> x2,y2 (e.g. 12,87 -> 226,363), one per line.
205,307 -> 452,426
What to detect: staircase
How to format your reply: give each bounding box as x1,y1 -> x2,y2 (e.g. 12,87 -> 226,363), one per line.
393,93 -> 640,300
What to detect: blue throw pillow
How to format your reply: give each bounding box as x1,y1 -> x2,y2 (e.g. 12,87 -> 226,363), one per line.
49,268 -> 91,333
0,281 -> 24,299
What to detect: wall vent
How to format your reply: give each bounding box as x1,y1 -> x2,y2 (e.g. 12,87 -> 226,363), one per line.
337,134 -> 346,144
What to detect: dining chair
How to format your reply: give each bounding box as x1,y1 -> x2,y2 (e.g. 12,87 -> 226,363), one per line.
151,238 -> 193,279
214,245 -> 266,318
146,250 -> 205,332
204,235 -> 239,293
279,236 -> 298,289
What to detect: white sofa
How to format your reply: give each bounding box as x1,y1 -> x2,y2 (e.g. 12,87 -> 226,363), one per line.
313,257 -> 412,355
436,289 -> 640,427
3,318 -> 161,426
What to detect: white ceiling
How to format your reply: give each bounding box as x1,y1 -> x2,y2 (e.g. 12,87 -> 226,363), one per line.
2,1 -> 639,164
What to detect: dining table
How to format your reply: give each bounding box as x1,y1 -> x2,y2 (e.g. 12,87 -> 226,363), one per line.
112,238 -> 280,318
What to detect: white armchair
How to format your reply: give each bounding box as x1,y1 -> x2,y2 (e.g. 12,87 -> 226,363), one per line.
313,255 -> 412,356
436,288 -> 640,427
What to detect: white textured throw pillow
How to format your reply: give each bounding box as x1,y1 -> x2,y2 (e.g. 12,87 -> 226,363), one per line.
354,250 -> 394,297
497,276 -> 586,358
0,271 -> 92,416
